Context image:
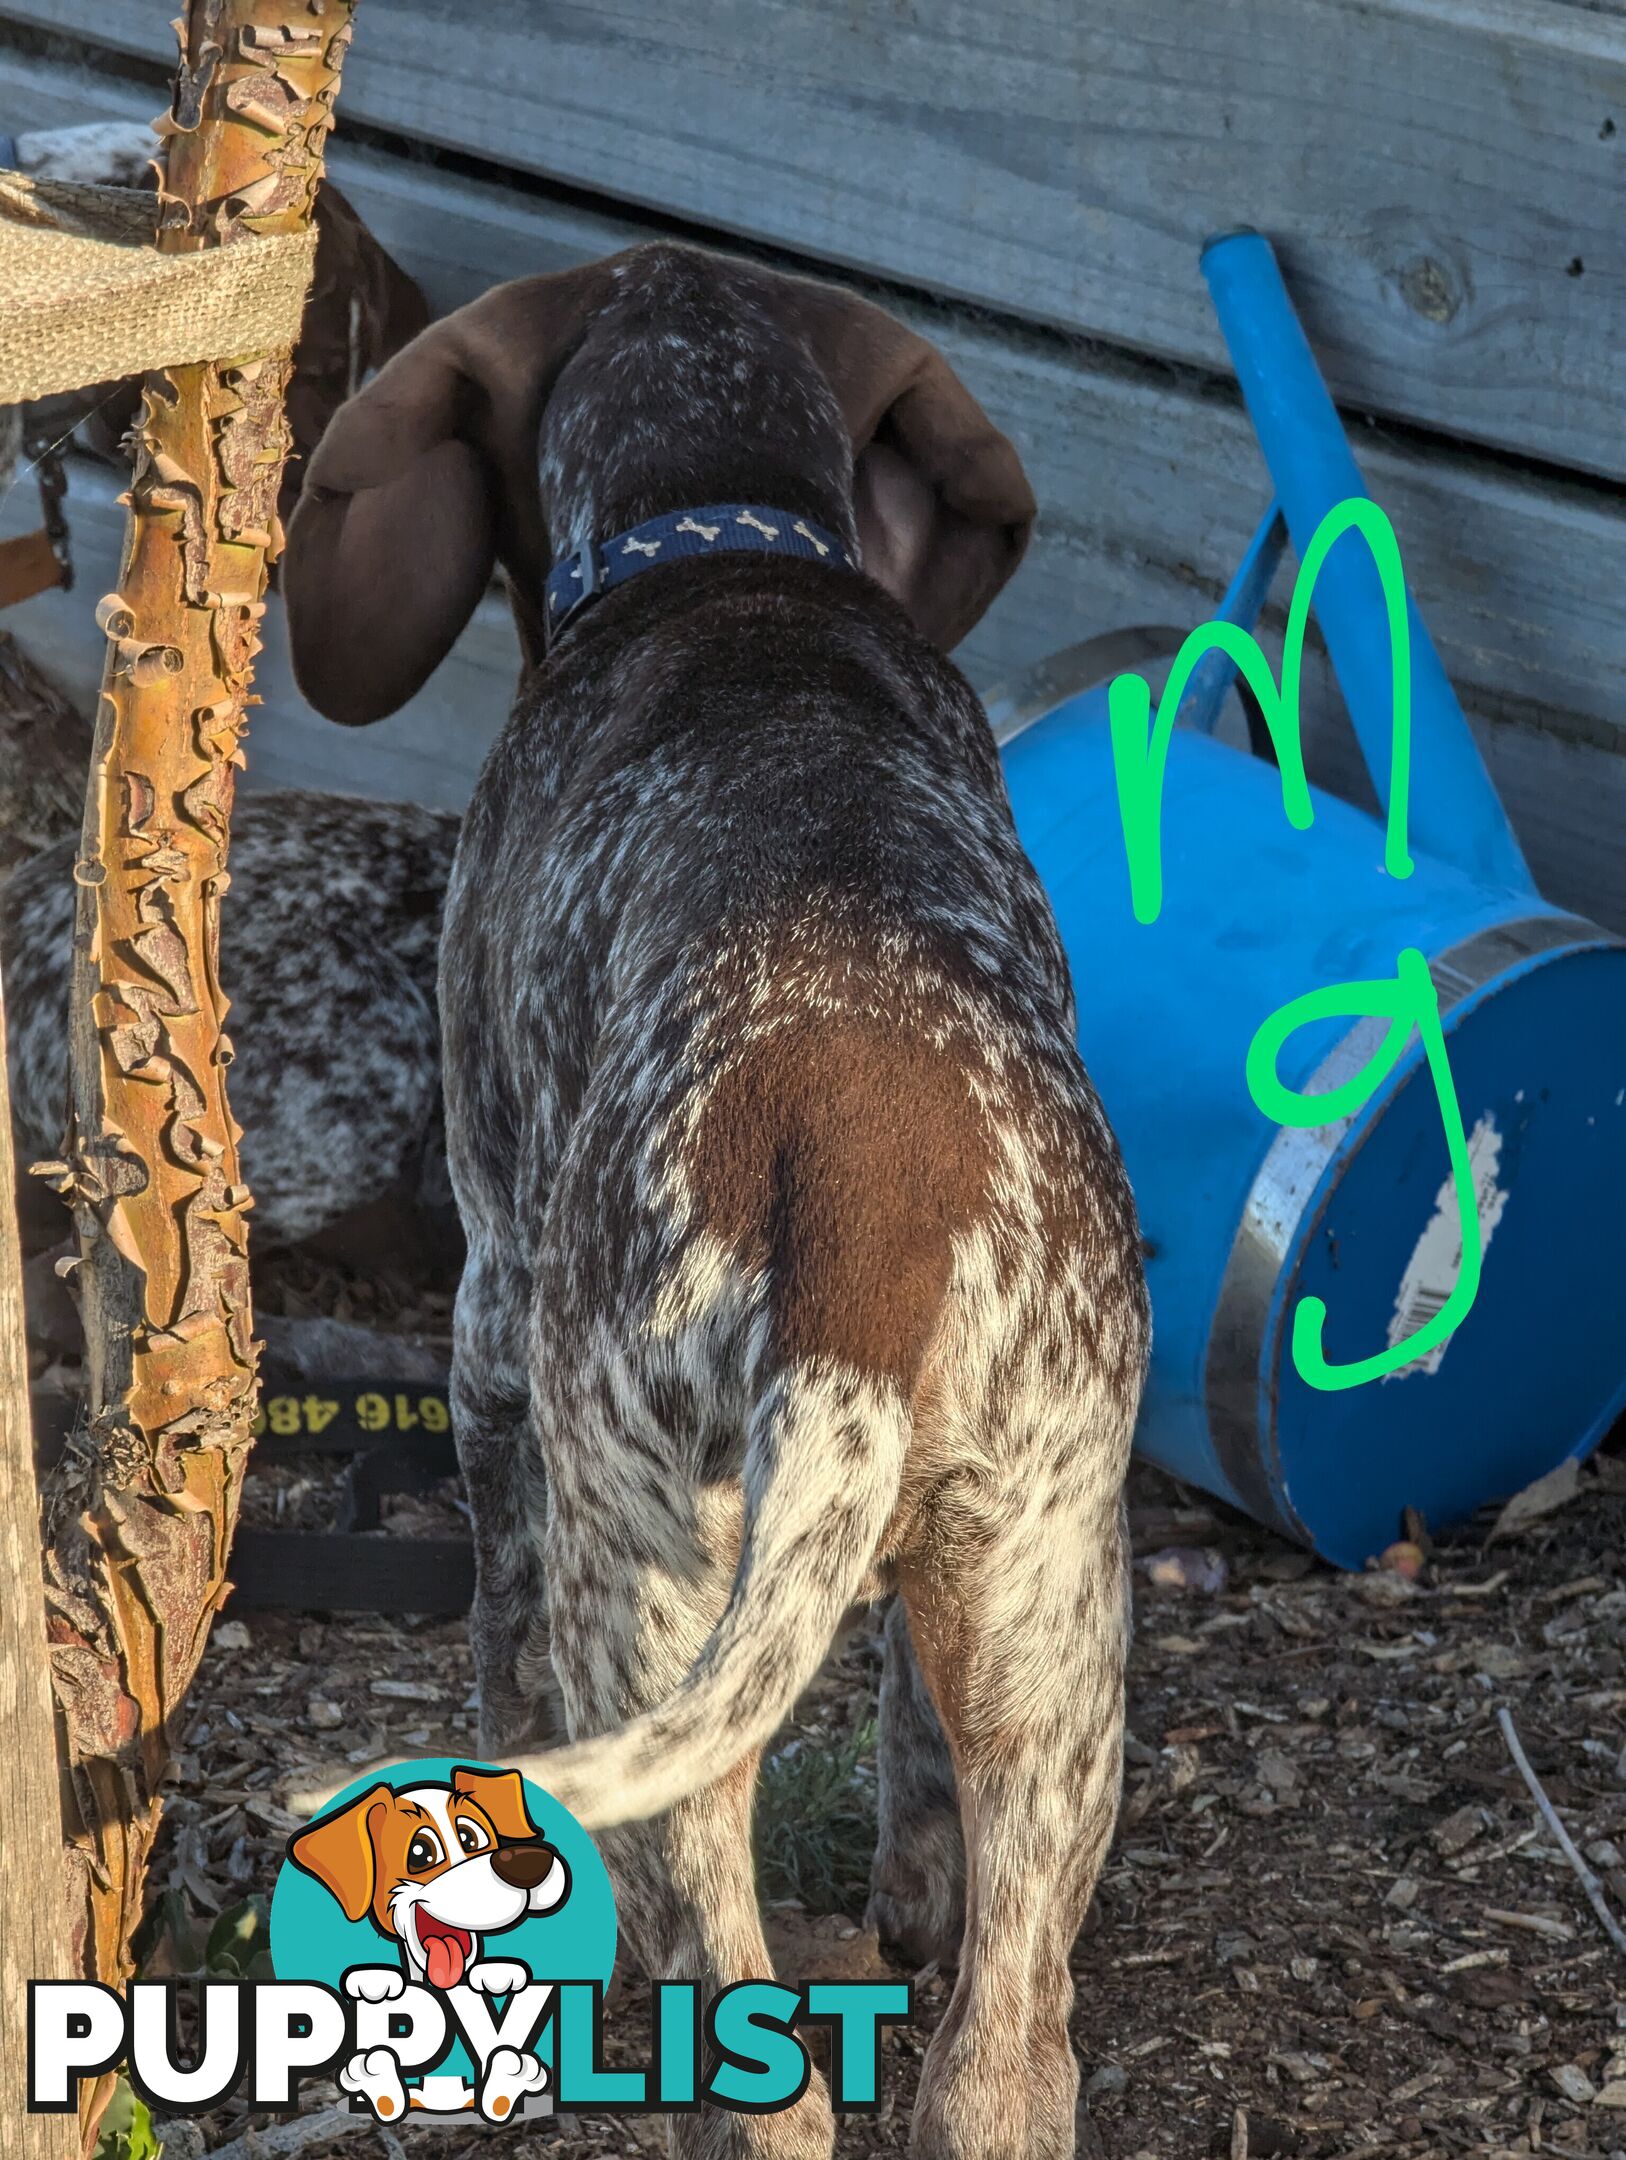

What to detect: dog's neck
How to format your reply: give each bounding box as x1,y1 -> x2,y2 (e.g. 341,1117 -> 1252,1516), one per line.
538,247 -> 858,562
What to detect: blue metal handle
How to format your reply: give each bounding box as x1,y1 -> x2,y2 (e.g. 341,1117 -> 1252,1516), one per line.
1177,501 -> 1288,737
1201,229 -> 1534,898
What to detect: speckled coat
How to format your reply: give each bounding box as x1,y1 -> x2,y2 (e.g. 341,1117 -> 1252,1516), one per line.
286,244 -> 1150,2160
2,789 -> 458,1265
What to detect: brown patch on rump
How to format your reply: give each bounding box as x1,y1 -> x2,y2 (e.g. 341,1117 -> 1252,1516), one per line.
684,1012 -> 990,1386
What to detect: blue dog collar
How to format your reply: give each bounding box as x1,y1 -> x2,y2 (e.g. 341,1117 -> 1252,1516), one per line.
544,502 -> 853,647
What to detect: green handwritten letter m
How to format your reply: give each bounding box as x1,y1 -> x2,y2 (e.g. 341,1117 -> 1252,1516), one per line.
1108,498 -> 1413,928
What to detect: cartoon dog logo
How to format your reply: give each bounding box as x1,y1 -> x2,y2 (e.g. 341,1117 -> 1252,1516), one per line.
290,1766 -> 570,2120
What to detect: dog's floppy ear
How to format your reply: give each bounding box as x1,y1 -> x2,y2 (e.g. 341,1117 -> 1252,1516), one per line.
786,275 -> 1036,651
452,1766 -> 540,1844
288,1785 -> 391,1922
279,179 -> 431,532
283,262 -> 615,725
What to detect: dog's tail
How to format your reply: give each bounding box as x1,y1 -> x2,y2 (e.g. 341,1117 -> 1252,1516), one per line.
510,1359 -> 910,1830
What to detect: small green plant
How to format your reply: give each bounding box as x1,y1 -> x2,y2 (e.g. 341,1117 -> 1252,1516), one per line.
93,2077 -> 162,2160
138,1890 -> 273,1983
89,1898 -> 272,2160
755,1720 -> 878,1918
204,1894 -> 274,1982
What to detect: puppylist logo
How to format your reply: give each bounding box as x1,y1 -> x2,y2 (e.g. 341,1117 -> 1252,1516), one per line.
28,1758 -> 909,2125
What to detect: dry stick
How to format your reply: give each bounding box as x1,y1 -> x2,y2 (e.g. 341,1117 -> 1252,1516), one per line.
35,8 -> 355,2153
0,955 -> 77,2160
195,2100 -> 566,2154
194,2107 -> 414,2160
195,2107 -> 369,2160
1496,1705 -> 1626,1958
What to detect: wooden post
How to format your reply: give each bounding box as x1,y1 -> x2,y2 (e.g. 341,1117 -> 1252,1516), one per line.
0,955 -> 75,2160
31,7 -> 356,2149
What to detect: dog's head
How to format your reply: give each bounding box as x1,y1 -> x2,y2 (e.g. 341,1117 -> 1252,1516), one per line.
284,242 -> 1035,723
288,1767 -> 569,1988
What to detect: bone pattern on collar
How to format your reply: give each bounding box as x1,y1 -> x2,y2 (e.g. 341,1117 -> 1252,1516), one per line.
543,502 -> 853,648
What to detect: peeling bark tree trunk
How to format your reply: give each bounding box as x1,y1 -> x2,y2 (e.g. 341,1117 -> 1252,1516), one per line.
0,960 -> 76,2160
33,8 -> 356,2150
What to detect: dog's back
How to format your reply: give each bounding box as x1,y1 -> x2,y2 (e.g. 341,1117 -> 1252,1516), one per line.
451,542 -> 1142,1398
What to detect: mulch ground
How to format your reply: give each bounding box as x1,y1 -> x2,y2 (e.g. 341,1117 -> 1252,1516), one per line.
136,1398 -> 1626,2160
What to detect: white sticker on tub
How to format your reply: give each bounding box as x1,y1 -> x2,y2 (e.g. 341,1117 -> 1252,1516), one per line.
1383,1113 -> 1509,1382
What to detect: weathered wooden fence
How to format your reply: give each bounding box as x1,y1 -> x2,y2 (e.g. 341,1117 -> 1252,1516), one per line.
1,0 -> 1622,923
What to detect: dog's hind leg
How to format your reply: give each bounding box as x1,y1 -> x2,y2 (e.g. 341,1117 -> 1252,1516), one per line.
453,1242 -> 560,1754
542,1374 -> 836,2160
602,1762 -> 836,2160
906,1437 -> 1132,2160
868,1596 -> 965,1968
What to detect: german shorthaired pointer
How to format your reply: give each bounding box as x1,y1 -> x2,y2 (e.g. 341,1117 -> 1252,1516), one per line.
286,243 -> 1149,2160
3,790 -> 460,1364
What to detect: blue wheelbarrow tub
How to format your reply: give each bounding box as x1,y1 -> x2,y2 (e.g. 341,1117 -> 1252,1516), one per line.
997,691 -> 1626,1569
986,225 -> 1626,1567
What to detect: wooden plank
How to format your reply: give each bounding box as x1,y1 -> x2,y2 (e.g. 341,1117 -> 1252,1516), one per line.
0,47 -> 1621,929
273,109 -> 1626,747
7,0 -> 1626,483
5,48 -> 1618,736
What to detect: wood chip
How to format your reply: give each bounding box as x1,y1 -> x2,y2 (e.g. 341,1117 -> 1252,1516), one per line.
1485,1906 -> 1576,1942
1392,2068 -> 1444,2102
1268,2049 -> 1330,2084
1440,1947 -> 1509,1973
1489,1457 -> 1581,1541
1540,1575 -> 1608,1603
1432,1803 -> 1488,1856
1550,2064 -> 1597,2103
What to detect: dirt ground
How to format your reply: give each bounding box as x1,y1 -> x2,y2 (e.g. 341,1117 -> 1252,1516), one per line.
130,1374 -> 1626,2160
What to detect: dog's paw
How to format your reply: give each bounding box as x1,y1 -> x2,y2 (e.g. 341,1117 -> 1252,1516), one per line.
339,2045 -> 409,2122
477,2044 -> 549,2124
344,1966 -> 406,2004
867,1888 -> 962,1971
868,1811 -> 967,1970
464,1957 -> 529,1996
